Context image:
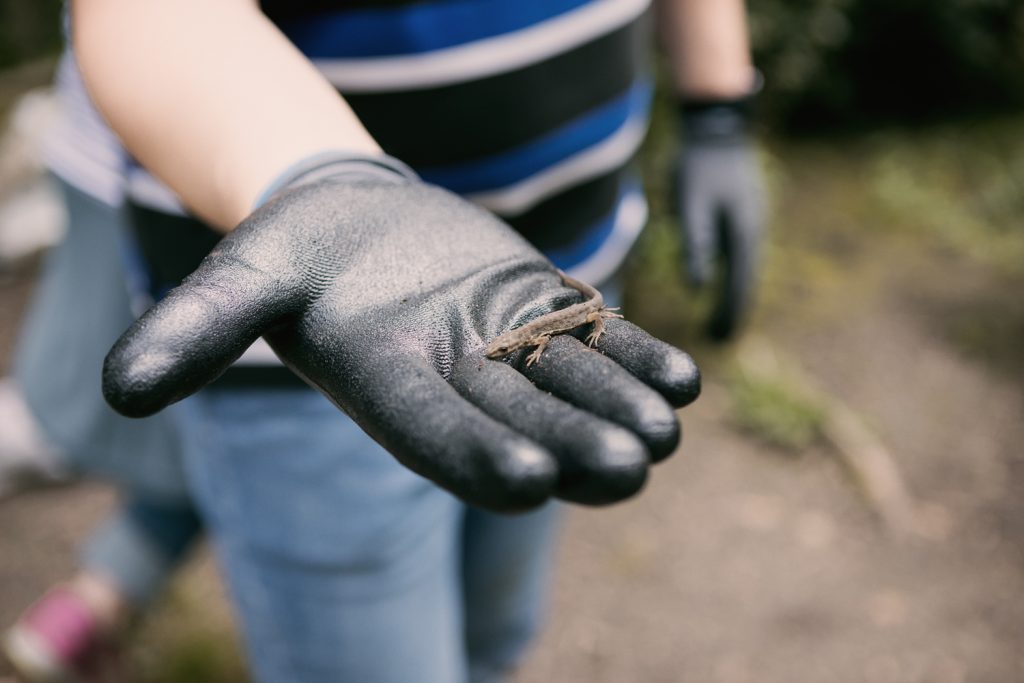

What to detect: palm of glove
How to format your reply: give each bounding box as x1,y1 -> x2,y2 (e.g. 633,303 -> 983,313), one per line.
105,175 -> 700,511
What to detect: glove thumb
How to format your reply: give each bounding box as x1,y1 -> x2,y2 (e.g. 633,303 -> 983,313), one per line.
103,249 -> 298,417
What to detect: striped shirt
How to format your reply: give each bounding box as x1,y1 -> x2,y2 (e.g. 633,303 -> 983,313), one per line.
47,0 -> 653,287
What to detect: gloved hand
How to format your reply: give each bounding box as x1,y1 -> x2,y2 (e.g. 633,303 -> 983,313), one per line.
103,153 -> 701,512
678,95 -> 764,340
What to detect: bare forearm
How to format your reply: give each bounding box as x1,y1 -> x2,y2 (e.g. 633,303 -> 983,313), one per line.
656,0 -> 755,99
73,0 -> 380,230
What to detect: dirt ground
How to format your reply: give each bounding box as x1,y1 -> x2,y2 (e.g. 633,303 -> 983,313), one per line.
1,97 -> 1023,682
518,246 -> 1024,683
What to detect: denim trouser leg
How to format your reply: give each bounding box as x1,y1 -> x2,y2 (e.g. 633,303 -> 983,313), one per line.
177,386 -> 560,683
14,178 -> 189,500
81,497 -> 203,606
461,503 -> 561,683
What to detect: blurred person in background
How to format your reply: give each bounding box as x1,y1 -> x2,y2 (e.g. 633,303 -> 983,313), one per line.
3,1 -> 762,681
1,60 -> 204,680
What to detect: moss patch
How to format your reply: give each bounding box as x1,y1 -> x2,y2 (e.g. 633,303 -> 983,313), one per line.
727,370 -> 827,454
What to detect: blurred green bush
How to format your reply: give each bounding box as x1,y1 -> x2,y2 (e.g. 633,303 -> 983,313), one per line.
0,0 -> 62,70
750,0 -> 1024,130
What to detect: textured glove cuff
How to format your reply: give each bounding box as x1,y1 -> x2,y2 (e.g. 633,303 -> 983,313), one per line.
254,151 -> 419,209
678,71 -> 762,144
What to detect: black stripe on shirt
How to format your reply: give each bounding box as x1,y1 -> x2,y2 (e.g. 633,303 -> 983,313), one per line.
127,163 -> 631,296
260,0 -> 428,21
343,18 -> 648,167
127,204 -> 221,297
504,165 -> 626,252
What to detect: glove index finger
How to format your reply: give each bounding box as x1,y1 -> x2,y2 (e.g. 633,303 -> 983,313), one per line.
103,263 -> 295,418
452,354 -> 650,506
326,352 -> 558,513
592,319 -> 701,408
520,334 -> 681,461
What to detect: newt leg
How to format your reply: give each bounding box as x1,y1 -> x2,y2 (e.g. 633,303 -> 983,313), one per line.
525,335 -> 551,366
584,314 -> 605,347
585,308 -> 624,346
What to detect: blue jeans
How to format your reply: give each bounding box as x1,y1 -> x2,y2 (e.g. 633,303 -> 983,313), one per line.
169,387 -> 561,683
14,179 -> 187,500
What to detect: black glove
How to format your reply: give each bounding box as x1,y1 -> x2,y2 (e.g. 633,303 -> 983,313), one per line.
104,154 -> 700,512
678,93 -> 765,340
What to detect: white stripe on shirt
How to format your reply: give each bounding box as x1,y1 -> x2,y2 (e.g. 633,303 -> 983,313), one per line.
42,55 -> 125,206
564,186 -> 647,285
469,109 -> 648,216
315,0 -> 650,93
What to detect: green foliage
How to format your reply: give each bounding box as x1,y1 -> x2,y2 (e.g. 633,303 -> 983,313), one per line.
770,115 -> 1024,276
749,0 -> 1024,130
130,580 -> 248,683
0,0 -> 62,69
136,636 -> 247,683
867,124 -> 1024,273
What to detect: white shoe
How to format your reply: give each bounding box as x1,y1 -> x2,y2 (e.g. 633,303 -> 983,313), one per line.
0,378 -> 71,500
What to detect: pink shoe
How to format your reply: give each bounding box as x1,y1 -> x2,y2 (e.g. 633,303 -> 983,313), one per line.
2,586 -> 117,683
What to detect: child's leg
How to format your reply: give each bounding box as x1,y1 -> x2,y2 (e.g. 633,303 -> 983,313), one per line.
460,503 -> 562,683
80,496 -> 203,611
179,388 -> 468,683
4,497 -> 202,682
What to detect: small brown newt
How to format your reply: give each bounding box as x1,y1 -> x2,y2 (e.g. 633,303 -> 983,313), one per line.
485,270 -> 623,366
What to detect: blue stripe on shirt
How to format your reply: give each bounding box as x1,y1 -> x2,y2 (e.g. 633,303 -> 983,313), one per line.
544,197 -> 621,271
416,80 -> 651,195
278,0 -> 591,58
